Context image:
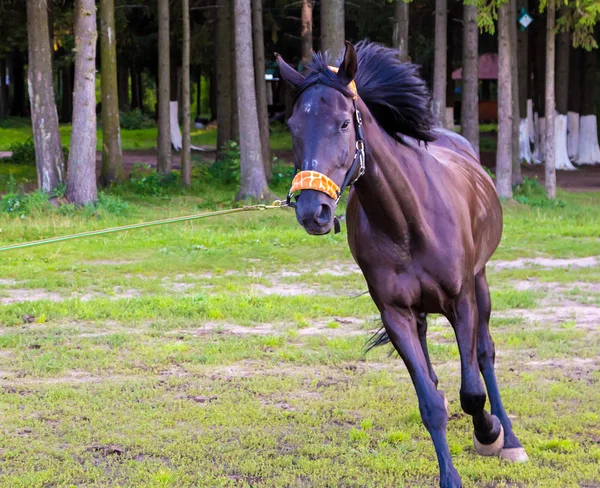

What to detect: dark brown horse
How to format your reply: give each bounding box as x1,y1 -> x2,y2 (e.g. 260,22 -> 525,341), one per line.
277,41 -> 528,488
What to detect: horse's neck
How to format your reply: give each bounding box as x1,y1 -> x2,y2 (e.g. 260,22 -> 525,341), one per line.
352,120 -> 430,241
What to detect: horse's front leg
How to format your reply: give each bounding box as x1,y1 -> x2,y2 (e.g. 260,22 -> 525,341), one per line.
450,284 -> 504,456
475,270 -> 528,461
382,307 -> 462,488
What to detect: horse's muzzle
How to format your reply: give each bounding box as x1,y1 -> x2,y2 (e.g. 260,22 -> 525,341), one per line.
295,190 -> 335,235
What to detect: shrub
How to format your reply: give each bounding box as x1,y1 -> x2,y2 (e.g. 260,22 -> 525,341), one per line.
209,141 -> 240,185
7,139 -> 35,165
513,176 -> 566,208
128,164 -> 178,195
1,189 -> 128,217
96,193 -> 130,216
0,190 -> 51,215
6,139 -> 69,166
119,109 -> 155,130
271,157 -> 295,186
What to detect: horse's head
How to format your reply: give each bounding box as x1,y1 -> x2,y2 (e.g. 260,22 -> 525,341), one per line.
276,42 -> 364,236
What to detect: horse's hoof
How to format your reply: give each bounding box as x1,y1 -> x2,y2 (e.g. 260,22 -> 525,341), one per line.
473,418 -> 504,456
500,447 -> 529,463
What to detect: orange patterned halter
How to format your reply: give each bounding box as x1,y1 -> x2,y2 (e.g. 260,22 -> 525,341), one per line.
286,67 -> 364,204
289,170 -> 341,201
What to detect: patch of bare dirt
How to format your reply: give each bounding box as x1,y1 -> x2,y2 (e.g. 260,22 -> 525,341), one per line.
251,283 -> 324,296
490,256 -> 600,271
513,280 -> 600,293
0,287 -> 142,304
480,151 -> 600,192
166,282 -> 195,293
525,357 -> 597,368
82,260 -> 136,266
316,263 -> 361,276
525,357 -> 598,383
0,370 -> 134,385
193,322 -> 276,336
188,317 -> 369,338
499,303 -> 600,330
0,289 -> 64,304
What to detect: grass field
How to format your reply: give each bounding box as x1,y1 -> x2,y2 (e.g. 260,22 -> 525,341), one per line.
0,117 -> 494,153
0,117 -> 292,152
0,176 -> 598,486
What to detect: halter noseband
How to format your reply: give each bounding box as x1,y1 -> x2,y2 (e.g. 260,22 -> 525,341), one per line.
286,68 -> 366,211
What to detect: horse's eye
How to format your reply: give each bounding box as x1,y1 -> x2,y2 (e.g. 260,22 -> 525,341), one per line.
341,120 -> 351,130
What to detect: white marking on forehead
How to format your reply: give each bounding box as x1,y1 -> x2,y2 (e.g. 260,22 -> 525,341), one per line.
303,101 -> 319,115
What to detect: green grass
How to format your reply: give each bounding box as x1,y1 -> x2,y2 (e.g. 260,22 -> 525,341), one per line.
0,117 -> 219,151
0,118 -> 506,153
0,176 -> 598,486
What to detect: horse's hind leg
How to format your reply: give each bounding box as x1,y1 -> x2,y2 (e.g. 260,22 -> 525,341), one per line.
450,281 -> 504,456
475,269 -> 528,462
383,307 -> 462,488
417,313 -> 439,388
417,313 -> 449,416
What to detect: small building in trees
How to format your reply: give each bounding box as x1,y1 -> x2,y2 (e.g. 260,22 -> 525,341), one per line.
452,53 -> 499,123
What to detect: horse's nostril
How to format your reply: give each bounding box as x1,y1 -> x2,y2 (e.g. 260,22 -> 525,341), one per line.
315,204 -> 332,225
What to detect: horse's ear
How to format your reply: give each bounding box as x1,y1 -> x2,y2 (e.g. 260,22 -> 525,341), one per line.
275,53 -> 304,88
337,41 -> 358,84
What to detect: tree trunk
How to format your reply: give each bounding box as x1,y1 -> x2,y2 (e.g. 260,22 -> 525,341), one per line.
196,67 -> 204,119
181,0 -> 192,187
137,69 -> 144,111
169,59 -> 183,151
544,0 -> 556,198
461,2 -> 479,155
130,66 -> 139,109
252,0 -> 271,180
577,44 -> 600,164
100,0 -> 125,186
26,0 -> 65,194
445,14 -> 454,129
567,47 -> 582,161
0,58 -> 7,119
555,30 -> 569,116
68,0 -> 98,205
510,0 -> 521,184
301,0 -> 313,66
554,19 -> 575,170
496,0 -> 512,198
230,8 -> 240,142
209,68 -> 217,121
117,60 -> 129,110
60,62 -> 73,123
216,0 -> 232,153
47,0 -> 54,53
393,0 -> 409,63
320,0 -> 344,59
10,51 -> 26,116
432,0 -> 446,127
233,0 -> 269,201
532,24 -> 546,162
157,0 -> 172,173
517,0 -> 535,163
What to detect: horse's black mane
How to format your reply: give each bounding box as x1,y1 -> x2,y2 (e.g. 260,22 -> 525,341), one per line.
297,41 -> 435,143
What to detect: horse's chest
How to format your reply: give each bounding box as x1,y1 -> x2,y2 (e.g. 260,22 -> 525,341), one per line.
348,213 -> 461,312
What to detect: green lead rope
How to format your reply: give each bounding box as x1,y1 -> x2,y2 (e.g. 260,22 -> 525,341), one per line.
0,203 -> 287,253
